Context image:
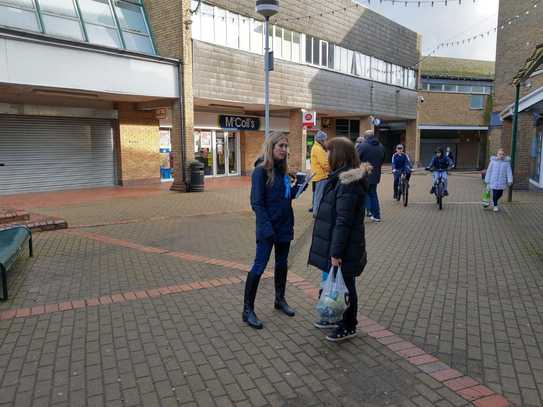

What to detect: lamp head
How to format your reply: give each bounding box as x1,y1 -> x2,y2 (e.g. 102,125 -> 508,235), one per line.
256,0 -> 279,17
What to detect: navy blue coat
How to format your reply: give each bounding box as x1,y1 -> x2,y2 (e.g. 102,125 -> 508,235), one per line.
251,163 -> 299,243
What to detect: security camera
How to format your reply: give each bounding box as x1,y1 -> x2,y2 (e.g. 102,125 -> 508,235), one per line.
418,96 -> 425,104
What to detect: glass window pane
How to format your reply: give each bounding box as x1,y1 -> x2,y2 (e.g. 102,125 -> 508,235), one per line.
334,45 -> 341,71
200,3 -> 214,43
1,0 -> 34,7
250,19 -> 262,54
347,50 -> 354,74
312,36 -> 319,65
409,70 -> 417,89
321,41 -> 327,67
227,12 -> 239,49
38,0 -> 77,17
305,35 -> 312,64
41,14 -> 84,40
292,32 -> 300,63
429,83 -> 442,91
191,1 -> 201,40
0,5 -> 40,31
470,94 -> 484,109
282,29 -> 291,61
444,84 -> 457,92
458,85 -> 471,93
78,0 -> 115,26
341,48 -> 348,73
328,43 -> 334,69
214,7 -> 226,46
274,26 -> 282,58
122,30 -> 154,54
471,85 -> 484,94
85,23 -> 121,47
115,1 -> 148,33
238,16 -> 250,51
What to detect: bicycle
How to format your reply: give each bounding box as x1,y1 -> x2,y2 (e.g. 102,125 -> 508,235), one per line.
394,171 -> 409,207
426,168 -> 448,210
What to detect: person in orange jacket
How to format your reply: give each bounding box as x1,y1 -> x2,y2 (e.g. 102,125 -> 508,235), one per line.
310,130 -> 330,215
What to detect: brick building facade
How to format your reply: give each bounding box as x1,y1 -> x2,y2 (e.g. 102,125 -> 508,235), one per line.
492,0 -> 543,189
418,57 -> 494,169
157,0 -> 421,180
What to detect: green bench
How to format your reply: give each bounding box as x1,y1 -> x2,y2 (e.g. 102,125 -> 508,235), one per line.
0,226 -> 33,301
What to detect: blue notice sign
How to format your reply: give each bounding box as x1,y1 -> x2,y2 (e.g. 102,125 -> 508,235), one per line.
219,115 -> 260,131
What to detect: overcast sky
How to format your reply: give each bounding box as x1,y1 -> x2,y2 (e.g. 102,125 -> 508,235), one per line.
357,0 -> 499,61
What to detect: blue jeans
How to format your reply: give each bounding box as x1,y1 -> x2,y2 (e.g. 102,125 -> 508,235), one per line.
432,171 -> 448,192
250,239 -> 290,276
365,184 -> 381,219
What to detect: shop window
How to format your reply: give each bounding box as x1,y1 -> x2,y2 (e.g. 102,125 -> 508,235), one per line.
470,94 -> 484,110
336,119 -> 360,142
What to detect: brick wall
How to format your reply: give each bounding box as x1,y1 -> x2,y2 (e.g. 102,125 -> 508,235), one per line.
117,103 -> 161,185
418,91 -> 489,126
492,0 -> 543,188
240,131 -> 264,175
144,0 -> 194,191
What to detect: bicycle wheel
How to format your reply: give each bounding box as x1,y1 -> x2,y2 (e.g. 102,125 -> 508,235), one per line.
403,182 -> 409,207
437,183 -> 443,210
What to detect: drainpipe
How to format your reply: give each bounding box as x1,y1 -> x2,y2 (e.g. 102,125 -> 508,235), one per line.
508,82 -> 521,202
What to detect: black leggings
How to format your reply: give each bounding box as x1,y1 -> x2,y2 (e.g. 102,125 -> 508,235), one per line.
342,274 -> 358,330
493,189 -> 504,206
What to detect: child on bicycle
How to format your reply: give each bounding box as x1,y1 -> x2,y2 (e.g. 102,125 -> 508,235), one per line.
426,148 -> 453,196
391,144 -> 412,200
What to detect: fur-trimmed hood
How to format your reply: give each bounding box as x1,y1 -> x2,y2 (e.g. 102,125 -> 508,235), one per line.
339,163 -> 372,185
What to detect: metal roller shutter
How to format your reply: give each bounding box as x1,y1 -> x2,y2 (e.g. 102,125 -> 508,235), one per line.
0,115 -> 116,195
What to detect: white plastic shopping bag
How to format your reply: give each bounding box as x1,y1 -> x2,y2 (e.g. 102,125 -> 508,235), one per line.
316,267 -> 349,323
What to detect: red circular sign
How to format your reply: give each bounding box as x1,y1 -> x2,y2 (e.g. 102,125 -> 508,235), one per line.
304,113 -> 313,120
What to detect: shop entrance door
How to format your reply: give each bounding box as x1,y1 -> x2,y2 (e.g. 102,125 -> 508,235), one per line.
195,130 -> 240,177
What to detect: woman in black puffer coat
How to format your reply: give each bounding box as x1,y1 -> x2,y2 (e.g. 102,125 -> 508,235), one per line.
308,137 -> 370,342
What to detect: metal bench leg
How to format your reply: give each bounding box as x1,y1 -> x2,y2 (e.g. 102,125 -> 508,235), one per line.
0,265 -> 7,301
29,235 -> 33,257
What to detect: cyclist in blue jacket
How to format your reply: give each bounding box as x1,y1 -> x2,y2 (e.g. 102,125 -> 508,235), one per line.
426,148 -> 453,196
391,144 -> 412,200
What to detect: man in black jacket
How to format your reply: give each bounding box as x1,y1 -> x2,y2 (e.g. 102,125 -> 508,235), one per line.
356,130 -> 386,222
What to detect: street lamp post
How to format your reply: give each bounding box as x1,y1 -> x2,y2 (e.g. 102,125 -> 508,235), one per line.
256,0 -> 279,139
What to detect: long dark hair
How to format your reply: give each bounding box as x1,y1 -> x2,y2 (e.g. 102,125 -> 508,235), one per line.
327,137 -> 360,172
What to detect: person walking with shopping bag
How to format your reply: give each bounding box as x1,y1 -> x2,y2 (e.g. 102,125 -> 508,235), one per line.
310,130 -> 330,215
243,132 -> 305,329
484,148 -> 513,212
308,137 -> 370,342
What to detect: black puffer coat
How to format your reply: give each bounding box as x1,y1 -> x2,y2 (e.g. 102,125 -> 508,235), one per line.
308,164 -> 369,278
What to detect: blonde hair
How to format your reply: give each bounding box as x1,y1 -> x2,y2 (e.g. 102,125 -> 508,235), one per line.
260,132 -> 289,184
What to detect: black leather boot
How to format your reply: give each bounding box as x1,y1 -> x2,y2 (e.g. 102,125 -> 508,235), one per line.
274,267 -> 295,317
242,273 -> 263,329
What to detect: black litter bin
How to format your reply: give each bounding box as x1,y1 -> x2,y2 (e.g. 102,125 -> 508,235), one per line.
189,161 -> 205,192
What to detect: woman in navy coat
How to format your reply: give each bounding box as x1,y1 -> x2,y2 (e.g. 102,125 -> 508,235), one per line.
243,132 -> 303,329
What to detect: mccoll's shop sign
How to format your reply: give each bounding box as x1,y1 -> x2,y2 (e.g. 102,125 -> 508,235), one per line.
219,115 -> 261,131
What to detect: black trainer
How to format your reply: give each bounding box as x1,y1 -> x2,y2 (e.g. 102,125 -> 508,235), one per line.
326,326 -> 357,342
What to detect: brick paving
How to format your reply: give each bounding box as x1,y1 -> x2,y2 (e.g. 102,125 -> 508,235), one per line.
1,172 -> 542,406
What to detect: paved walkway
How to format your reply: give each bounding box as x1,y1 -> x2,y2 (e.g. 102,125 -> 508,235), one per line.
1,172 -> 542,406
